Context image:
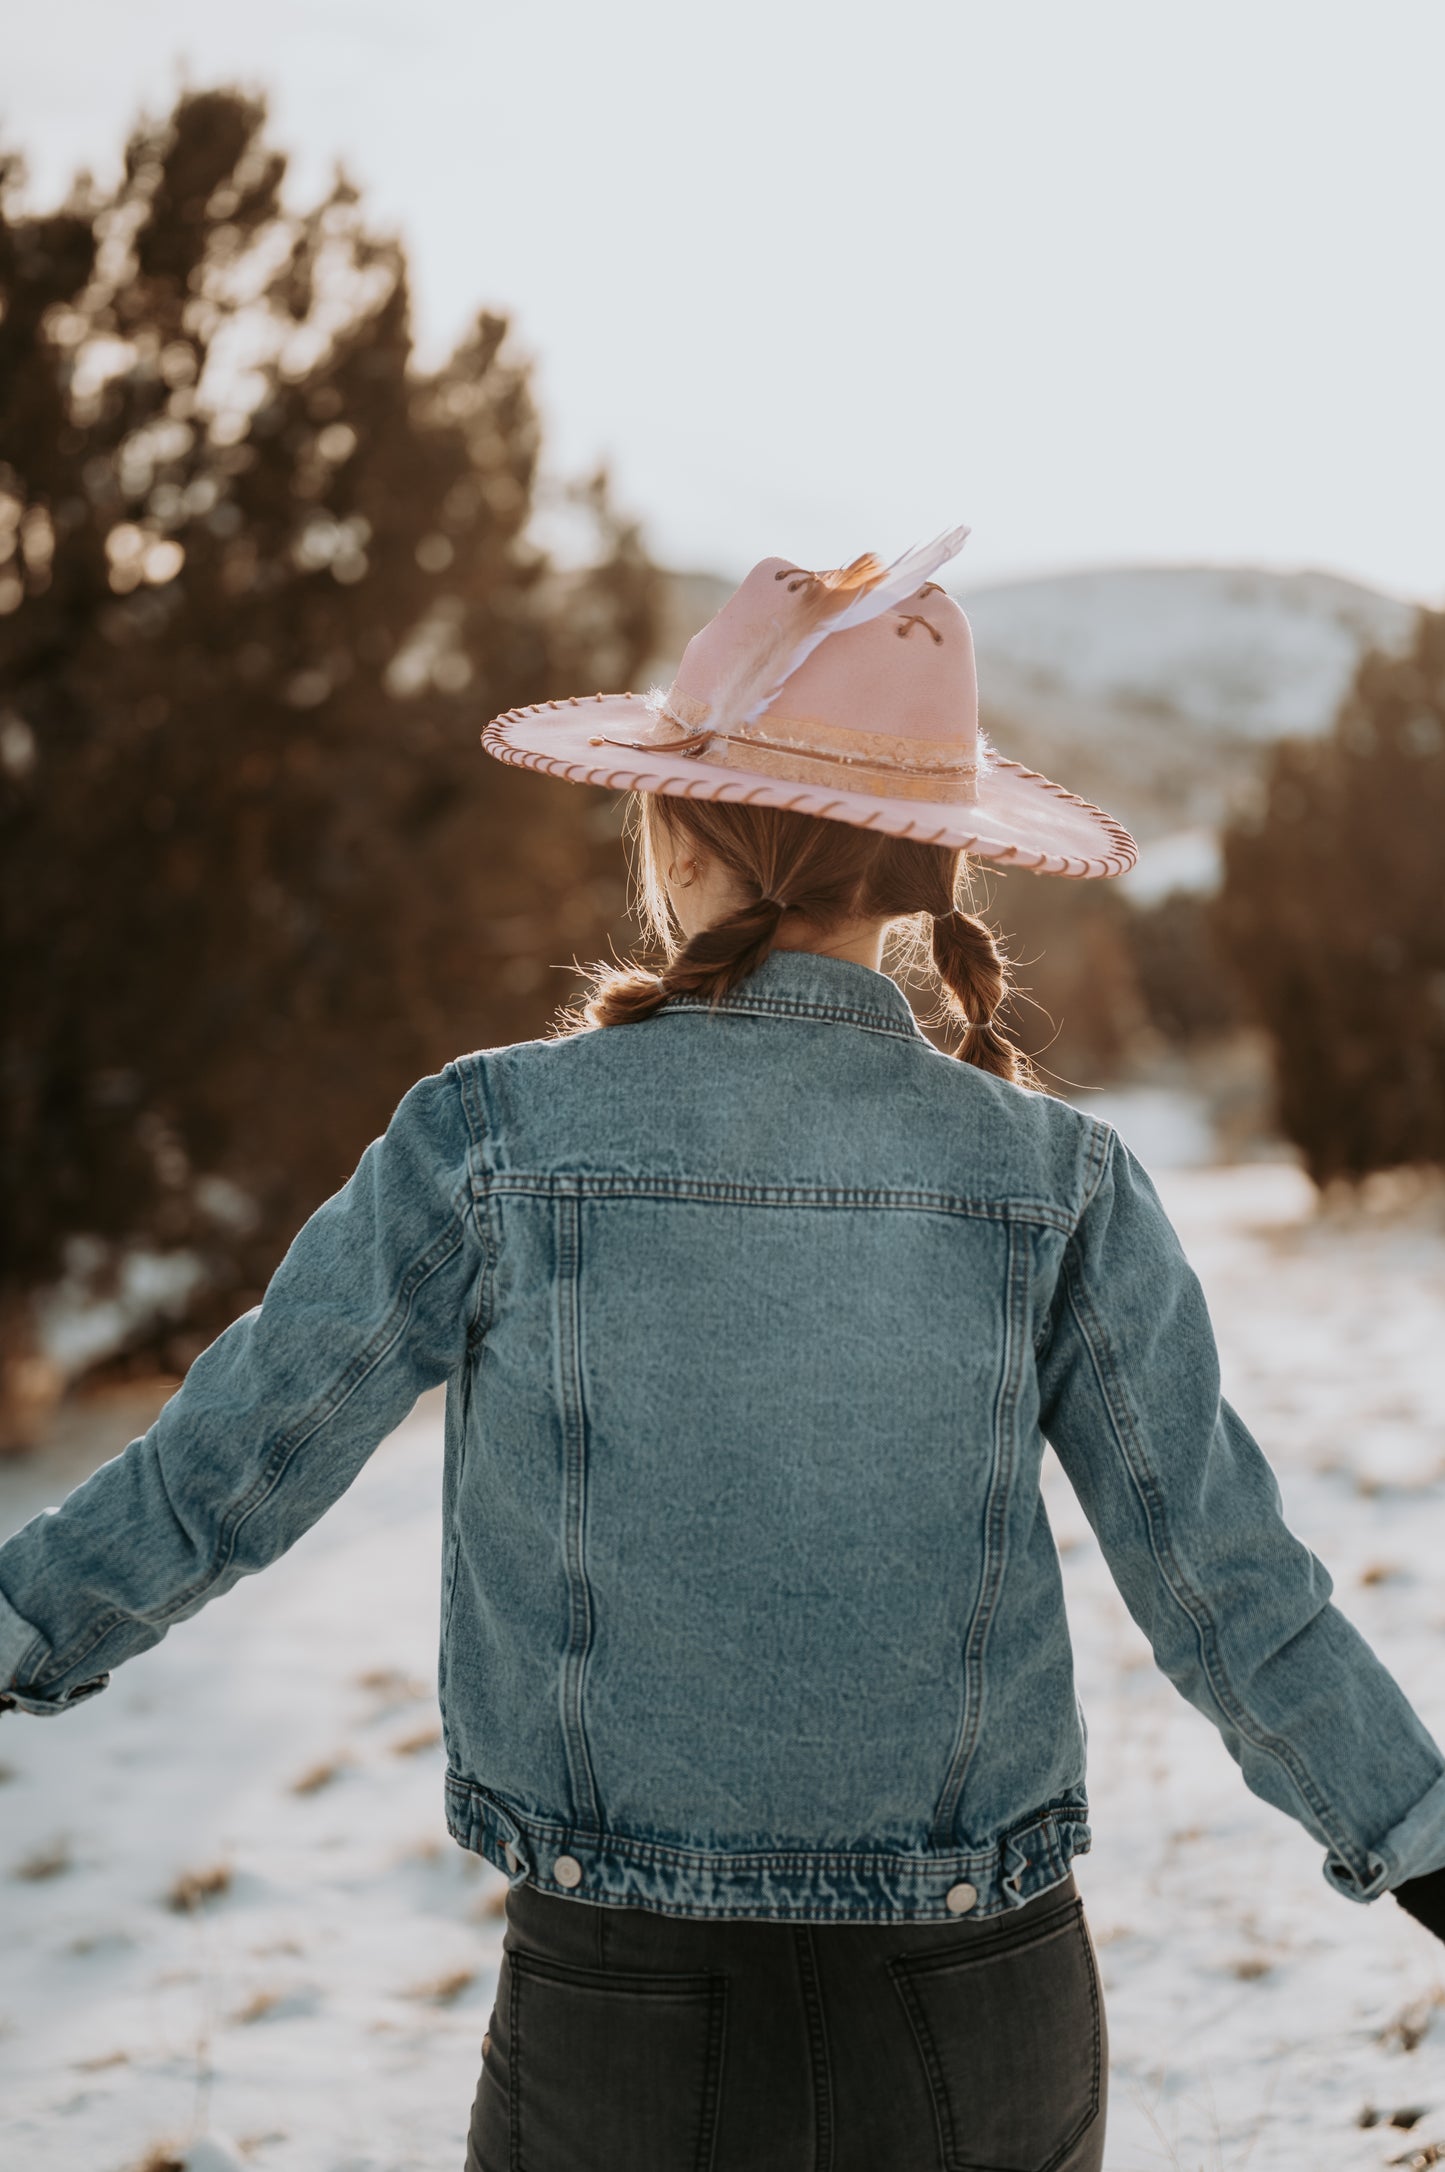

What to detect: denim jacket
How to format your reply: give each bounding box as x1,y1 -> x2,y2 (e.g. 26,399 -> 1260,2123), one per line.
4,949 -> 1445,1923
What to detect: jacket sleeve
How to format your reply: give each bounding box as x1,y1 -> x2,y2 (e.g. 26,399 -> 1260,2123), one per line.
1036,1122 -> 1445,1903
0,1064 -> 484,1717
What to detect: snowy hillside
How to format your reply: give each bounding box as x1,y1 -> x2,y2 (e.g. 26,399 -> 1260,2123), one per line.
958,564 -> 1416,745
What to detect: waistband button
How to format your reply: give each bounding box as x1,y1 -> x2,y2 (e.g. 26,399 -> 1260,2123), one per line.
945,1881 -> 979,1915
554,1854 -> 583,1889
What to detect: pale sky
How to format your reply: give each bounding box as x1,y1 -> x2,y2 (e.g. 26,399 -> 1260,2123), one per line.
4,0 -> 1444,599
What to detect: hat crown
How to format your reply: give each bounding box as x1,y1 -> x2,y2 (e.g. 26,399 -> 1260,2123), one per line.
670,557 -> 979,768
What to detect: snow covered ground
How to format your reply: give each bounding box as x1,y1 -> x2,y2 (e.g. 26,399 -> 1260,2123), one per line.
2,1150 -> 1443,2171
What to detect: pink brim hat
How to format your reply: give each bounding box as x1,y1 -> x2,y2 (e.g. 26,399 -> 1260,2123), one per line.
482,528 -> 1137,881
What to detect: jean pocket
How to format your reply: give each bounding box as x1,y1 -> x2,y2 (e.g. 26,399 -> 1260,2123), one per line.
888,1901 -> 1103,2172
506,1947 -> 727,2172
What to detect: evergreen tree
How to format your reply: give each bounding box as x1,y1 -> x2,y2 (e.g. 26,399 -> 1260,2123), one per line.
0,89 -> 660,1438
1213,605 -> 1445,1183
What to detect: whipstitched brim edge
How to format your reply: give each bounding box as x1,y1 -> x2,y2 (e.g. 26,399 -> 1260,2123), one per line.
482,695 -> 1138,881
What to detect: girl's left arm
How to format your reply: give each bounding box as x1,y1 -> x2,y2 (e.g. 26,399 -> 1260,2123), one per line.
0,1064 -> 485,1717
1037,1123 -> 1445,1913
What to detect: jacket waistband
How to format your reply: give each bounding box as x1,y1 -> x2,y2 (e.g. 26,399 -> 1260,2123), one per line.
444,1772 -> 1091,1924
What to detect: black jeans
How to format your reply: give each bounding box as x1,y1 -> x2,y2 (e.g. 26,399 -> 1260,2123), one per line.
464,1869 -> 1107,2171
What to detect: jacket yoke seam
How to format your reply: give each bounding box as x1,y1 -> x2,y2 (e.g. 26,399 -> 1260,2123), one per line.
479,1173 -> 1077,1234
1060,1238 -> 1361,1874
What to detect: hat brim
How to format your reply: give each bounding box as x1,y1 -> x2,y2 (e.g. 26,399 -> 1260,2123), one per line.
483,695 -> 1137,880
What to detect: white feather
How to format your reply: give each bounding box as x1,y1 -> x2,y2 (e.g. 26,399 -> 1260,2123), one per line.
818,525 -> 973,638
739,523 -> 972,725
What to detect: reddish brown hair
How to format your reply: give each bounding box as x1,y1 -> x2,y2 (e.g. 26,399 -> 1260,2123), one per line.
579,795 -> 1034,1085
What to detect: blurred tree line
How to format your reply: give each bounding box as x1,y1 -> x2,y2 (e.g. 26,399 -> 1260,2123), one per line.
0,87 -> 660,1443
1214,602 -> 1445,1185
990,596 -> 1445,1189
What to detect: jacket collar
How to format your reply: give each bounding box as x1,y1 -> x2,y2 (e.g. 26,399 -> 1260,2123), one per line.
660,947 -> 930,1045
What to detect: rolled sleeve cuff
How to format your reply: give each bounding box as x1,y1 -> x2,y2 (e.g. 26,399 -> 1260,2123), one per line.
1323,1769 -> 1445,1902
0,1580 -> 46,1687
0,1583 -> 108,1717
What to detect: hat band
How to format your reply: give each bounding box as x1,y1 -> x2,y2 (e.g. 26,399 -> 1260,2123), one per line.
697,732 -> 980,803
650,691 -> 981,805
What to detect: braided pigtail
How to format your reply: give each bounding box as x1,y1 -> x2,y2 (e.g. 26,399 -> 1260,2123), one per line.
580,965 -> 671,1028
664,893 -> 790,1006
584,893 -> 789,1027
928,908 -> 1032,1084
